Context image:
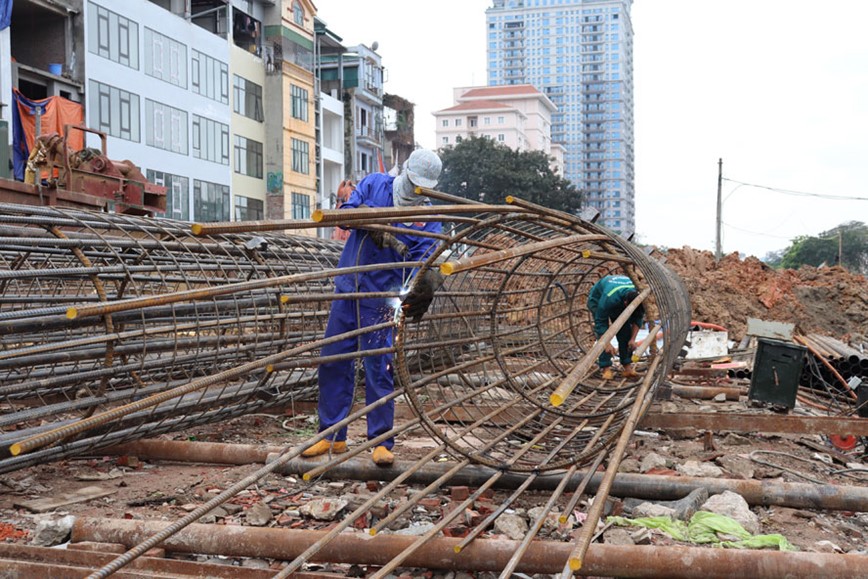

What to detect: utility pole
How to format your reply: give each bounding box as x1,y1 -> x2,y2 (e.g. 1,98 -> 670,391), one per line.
715,158 -> 723,261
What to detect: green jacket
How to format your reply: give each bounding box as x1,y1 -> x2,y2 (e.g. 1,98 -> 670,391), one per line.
587,275 -> 644,336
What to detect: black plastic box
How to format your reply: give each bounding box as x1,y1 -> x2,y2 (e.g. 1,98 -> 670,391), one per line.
748,338 -> 807,409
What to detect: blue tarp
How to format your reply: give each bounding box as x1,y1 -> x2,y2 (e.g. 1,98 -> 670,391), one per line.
0,0 -> 12,31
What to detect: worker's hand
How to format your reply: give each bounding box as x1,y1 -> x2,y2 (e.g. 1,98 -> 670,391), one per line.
367,229 -> 388,249
402,269 -> 444,321
604,343 -> 617,356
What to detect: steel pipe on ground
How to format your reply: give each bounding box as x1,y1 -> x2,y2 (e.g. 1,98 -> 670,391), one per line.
272,456 -> 868,511
71,518 -> 868,578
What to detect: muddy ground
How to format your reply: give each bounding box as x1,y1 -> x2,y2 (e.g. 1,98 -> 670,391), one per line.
1,390 -> 866,577
662,247 -> 867,343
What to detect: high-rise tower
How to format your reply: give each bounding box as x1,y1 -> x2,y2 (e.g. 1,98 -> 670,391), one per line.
486,0 -> 634,234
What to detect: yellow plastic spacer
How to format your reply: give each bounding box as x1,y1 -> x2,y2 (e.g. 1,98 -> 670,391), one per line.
569,557 -> 582,571
369,528 -> 377,536
440,262 -> 456,276
302,472 -> 311,481
549,393 -> 564,407
191,223 -> 203,235
453,545 -> 462,554
9,443 -> 21,456
582,250 -> 591,258
632,354 -> 639,363
558,515 -> 567,524
414,186 -> 423,195
311,209 -> 324,222
280,295 -> 290,304
66,307 -> 78,320
505,195 -> 515,204
265,364 -> 274,373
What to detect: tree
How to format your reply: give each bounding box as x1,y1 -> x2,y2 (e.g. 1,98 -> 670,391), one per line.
437,137 -> 582,215
779,221 -> 868,274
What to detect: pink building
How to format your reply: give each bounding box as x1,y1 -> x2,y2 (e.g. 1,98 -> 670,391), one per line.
433,84 -> 565,175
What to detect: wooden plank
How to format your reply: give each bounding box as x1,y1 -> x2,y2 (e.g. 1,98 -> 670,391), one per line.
14,485 -> 116,513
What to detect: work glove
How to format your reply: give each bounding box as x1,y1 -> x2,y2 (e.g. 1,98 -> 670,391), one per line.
366,229 -> 409,257
402,269 -> 444,321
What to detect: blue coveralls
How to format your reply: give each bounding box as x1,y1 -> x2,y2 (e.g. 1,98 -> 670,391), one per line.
317,173 -> 442,449
586,275 -> 645,368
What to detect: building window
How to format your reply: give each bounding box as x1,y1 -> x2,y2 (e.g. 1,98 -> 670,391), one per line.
145,99 -> 187,154
497,116 -> 505,124
291,192 -> 310,220
191,49 -> 229,104
193,179 -> 230,222
291,138 -> 309,174
469,116 -> 478,128
455,118 -> 463,127
144,28 -> 186,87
497,134 -> 505,142
235,196 -> 264,221
192,115 -> 230,165
441,119 -> 448,127
455,136 -> 463,143
484,117 -> 491,125
89,80 -> 140,142
291,84 -> 309,121
88,2 -> 139,69
292,1 -> 304,26
233,75 -> 263,121
442,136 -> 448,145
148,169 -> 190,221
234,135 -> 263,178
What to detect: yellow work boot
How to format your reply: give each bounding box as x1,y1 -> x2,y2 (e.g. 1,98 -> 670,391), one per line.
622,365 -> 640,380
601,367 -> 615,380
372,445 -> 394,466
301,439 -> 347,457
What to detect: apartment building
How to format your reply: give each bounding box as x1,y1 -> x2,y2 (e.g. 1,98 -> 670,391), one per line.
319,42 -> 385,183
486,0 -> 634,234
433,84 -> 565,175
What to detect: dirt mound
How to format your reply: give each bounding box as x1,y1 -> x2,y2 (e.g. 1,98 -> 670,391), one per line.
660,247 -> 868,343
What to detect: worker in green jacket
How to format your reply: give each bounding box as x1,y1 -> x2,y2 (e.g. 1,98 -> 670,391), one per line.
586,275 -> 645,380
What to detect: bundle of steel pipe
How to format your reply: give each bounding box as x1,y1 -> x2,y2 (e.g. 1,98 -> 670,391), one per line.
0,196 -> 690,480
801,333 -> 868,380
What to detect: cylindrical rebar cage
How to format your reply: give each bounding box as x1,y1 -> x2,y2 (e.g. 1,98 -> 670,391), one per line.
0,199 -> 690,475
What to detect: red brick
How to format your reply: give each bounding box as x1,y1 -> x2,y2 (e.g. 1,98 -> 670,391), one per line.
450,486 -> 470,501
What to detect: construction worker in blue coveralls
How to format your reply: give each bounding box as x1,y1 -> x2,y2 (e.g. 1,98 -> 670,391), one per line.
586,274 -> 645,381
302,149 -> 444,466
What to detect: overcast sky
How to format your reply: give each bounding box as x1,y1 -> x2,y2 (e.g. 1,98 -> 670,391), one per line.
319,1 -> 868,259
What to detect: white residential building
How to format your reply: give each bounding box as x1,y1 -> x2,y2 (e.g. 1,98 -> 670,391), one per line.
434,84 -> 564,175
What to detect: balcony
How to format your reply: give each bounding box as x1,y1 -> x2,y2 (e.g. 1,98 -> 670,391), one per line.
356,125 -> 382,147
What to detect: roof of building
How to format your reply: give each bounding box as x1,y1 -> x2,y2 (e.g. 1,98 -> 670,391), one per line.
459,85 -> 542,98
437,100 -> 513,113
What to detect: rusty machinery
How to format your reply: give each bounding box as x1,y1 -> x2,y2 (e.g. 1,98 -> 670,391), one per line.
16,124 -> 166,216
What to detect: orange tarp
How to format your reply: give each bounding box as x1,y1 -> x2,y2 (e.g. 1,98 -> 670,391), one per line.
14,88 -> 84,154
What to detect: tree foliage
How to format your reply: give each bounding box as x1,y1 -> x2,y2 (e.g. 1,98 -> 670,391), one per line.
778,221 -> 867,274
436,137 -> 582,215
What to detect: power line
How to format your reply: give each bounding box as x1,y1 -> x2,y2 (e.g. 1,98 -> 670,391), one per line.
722,178 -> 868,201
720,220 -> 798,240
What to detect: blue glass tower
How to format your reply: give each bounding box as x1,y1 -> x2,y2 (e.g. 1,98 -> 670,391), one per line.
486,0 -> 634,235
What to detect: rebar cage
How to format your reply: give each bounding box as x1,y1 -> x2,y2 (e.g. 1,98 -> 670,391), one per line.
0,199 -> 690,475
